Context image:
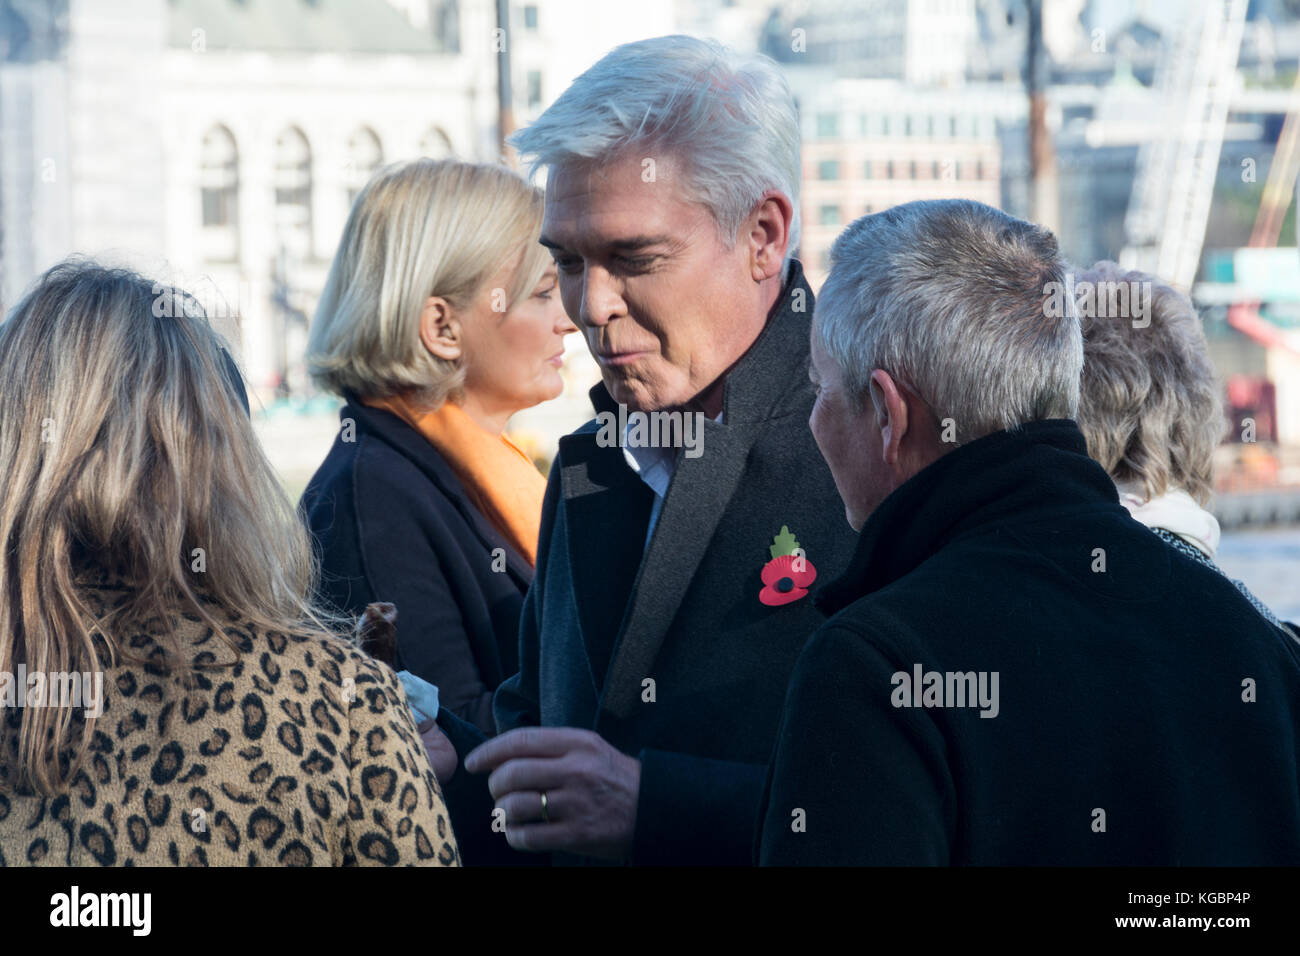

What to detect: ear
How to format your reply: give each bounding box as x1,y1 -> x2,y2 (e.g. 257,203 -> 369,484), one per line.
868,369 -> 910,467
748,190 -> 793,282
418,296 -> 462,362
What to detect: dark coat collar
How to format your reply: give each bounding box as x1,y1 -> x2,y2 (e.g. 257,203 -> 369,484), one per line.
560,259 -> 820,718
338,393 -> 534,584
817,419 -> 1121,616
585,258 -> 814,424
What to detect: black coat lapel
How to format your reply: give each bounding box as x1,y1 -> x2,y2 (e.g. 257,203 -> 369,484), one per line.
598,420 -> 754,719
596,260 -> 817,720
557,429 -> 656,689
343,398 -> 535,588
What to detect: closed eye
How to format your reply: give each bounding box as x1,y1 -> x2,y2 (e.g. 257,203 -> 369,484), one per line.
550,251 -> 661,275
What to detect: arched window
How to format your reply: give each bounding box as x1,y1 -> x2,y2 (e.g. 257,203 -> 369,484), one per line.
274,126 -> 313,259
346,127 -> 383,206
419,127 -> 454,159
200,125 -> 239,261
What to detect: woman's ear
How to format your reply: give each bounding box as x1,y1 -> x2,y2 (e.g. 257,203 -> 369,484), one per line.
419,296 -> 462,362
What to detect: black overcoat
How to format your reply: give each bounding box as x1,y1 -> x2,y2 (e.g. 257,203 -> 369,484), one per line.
441,259 -> 861,865
301,396 -> 533,733
758,420 -> 1300,865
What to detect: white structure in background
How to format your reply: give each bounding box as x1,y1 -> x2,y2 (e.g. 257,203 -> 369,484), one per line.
511,0 -> 674,128
1,0 -> 489,403
1119,0 -> 1248,291
164,1 -> 501,402
0,0 -> 670,432
500,0 -> 676,456
673,0 -> 775,53
754,0 -> 975,87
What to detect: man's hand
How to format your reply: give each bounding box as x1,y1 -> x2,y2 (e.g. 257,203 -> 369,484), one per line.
464,727 -> 640,861
417,717 -> 459,783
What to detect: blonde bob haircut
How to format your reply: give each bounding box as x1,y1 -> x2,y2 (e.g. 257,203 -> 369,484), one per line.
307,158 -> 551,407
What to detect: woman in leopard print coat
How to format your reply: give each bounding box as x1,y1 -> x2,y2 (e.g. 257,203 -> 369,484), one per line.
0,261 -> 459,867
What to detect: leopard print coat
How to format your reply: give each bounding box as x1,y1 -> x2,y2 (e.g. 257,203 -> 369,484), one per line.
0,580 -> 460,866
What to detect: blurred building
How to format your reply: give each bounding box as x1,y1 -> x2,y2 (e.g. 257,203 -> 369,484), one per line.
1040,9 -> 1300,454
4,0 -> 1300,481
795,76 -> 1006,285
1,0 -> 493,403
760,0 -> 975,87
0,0 -> 667,427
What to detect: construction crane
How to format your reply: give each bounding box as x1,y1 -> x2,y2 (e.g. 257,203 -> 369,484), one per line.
1225,65 -> 1300,360
1119,0 -> 1248,291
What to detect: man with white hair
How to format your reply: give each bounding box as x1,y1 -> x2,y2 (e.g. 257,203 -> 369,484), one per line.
757,200 -> 1300,865
431,35 -> 859,865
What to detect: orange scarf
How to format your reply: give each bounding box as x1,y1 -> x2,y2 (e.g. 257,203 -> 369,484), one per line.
361,393 -> 546,566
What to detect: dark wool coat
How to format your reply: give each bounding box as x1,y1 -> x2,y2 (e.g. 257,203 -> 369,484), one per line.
758,420 -> 1300,865
301,396 -> 533,734
439,259 -> 861,865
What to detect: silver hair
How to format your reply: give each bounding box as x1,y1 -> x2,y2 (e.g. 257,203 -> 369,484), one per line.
508,34 -> 801,272
815,199 -> 1082,443
1072,260 -> 1224,507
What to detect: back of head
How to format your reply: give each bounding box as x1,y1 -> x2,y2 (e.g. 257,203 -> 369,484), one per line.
509,33 -> 802,271
1072,261 -> 1223,507
0,260 -> 329,795
815,199 -> 1083,443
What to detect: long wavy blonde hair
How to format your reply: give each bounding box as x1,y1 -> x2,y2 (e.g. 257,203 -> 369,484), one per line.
0,260 -> 336,795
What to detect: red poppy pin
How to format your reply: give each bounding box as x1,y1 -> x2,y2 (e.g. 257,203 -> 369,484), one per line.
759,525 -> 817,606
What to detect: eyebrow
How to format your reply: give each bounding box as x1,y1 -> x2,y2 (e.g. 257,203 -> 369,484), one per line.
538,234 -> 674,253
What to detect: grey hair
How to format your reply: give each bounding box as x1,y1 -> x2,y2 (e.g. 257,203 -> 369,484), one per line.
508,34 -> 801,272
815,199 -> 1082,443
1073,260 -> 1224,506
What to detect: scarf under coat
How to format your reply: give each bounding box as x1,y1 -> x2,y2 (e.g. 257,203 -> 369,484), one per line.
1116,481 -> 1221,559
361,392 -> 546,566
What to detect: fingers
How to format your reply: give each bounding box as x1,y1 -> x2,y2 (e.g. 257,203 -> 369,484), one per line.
495,789 -> 551,825
417,723 -> 457,781
503,820 -> 583,854
465,726 -> 588,774
486,757 -> 569,800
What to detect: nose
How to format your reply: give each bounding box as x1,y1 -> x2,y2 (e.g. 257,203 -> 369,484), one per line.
578,264 -> 624,328
558,316 -> 579,335
553,296 -> 578,335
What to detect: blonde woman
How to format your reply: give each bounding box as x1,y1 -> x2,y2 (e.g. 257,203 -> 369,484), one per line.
1073,260 -> 1294,637
0,261 -> 460,867
302,159 -> 575,737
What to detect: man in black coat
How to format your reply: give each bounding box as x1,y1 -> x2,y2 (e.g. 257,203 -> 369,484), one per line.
757,199 -> 1300,865
430,36 -> 860,865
